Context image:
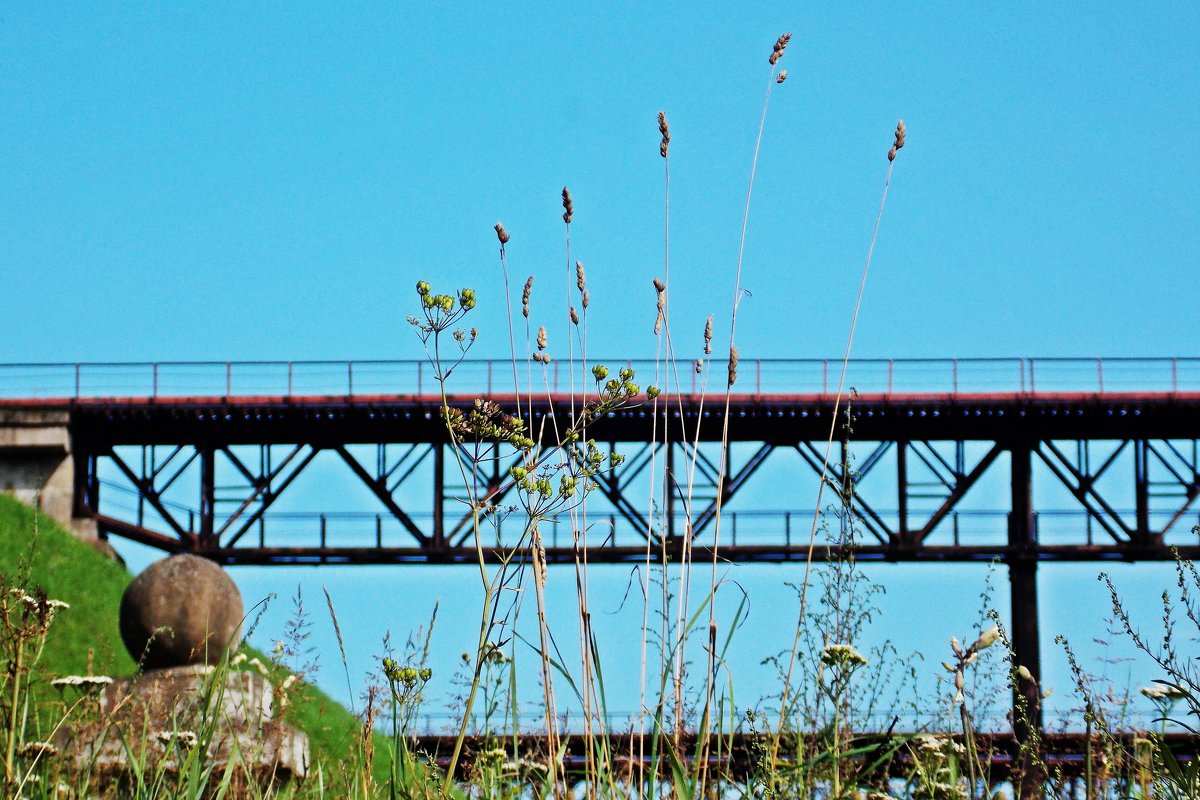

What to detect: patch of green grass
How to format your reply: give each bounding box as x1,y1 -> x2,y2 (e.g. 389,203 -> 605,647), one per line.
0,493 -> 383,785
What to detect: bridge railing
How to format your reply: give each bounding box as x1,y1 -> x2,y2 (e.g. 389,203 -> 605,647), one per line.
3,357 -> 1200,400
93,483 -> 1200,551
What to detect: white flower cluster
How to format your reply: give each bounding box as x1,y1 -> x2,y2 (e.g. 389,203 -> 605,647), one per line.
154,730 -> 199,749
50,675 -> 112,690
1141,683 -> 1189,701
820,643 -> 869,668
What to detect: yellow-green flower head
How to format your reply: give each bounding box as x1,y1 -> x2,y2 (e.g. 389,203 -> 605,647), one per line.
592,364 -> 609,381
416,281 -> 431,296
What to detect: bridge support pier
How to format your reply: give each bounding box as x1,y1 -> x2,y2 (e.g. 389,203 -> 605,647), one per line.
1009,440 -> 1044,794
0,409 -> 102,546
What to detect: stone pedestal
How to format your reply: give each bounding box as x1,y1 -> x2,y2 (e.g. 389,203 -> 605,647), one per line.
58,665 -> 308,785
57,554 -> 308,791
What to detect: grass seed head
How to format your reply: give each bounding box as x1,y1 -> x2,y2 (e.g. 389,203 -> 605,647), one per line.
494,222 -> 510,245
728,344 -> 739,387
581,288 -> 590,309
769,32 -> 792,65
569,306 -> 579,326
888,119 -> 907,162
658,111 -> 671,158
576,260 -> 586,292
536,326 -> 547,351
704,315 -> 713,354
522,276 -> 533,318
776,70 -> 788,84
562,186 -> 574,224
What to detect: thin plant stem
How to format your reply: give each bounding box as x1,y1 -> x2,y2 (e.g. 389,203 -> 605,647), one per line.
771,155 -> 900,767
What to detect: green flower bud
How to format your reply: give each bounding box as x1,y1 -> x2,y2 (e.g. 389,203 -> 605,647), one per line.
592,364 -> 609,381
416,280 -> 430,296
646,385 -> 660,399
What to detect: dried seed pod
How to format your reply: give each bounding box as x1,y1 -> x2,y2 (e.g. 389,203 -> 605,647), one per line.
569,306 -> 579,325
727,344 -> 739,387
658,111 -> 671,158
562,186 -> 574,224
522,276 -> 534,319
769,32 -> 792,65
494,222 -> 510,245
652,277 -> 665,293
576,260 -> 586,292
776,70 -> 788,84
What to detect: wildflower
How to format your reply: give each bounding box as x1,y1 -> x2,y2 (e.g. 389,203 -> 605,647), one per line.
18,741 -> 58,759
591,364 -> 608,381
820,643 -> 868,667
416,280 -> 430,296
913,734 -> 943,752
51,675 -> 112,691
155,730 -> 199,749
1141,683 -> 1188,701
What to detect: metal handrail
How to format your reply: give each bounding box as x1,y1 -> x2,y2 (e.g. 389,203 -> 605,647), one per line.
3,357 -> 1200,400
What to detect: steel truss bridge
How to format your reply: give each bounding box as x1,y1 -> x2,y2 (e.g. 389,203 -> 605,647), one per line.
5,355 -> 1200,744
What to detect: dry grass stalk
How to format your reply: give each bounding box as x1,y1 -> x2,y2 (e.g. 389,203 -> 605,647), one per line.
658,110 -> 671,158
562,186 -> 574,224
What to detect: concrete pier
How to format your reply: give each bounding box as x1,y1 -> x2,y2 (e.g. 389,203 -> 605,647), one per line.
0,407 -> 99,544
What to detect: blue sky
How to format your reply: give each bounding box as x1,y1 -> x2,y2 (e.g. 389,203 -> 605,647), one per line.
3,4 -> 1200,728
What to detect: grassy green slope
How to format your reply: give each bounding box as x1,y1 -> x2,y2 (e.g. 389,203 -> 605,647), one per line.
0,494 -> 381,783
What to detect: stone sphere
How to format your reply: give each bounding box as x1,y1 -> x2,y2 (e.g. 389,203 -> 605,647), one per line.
119,554 -> 244,670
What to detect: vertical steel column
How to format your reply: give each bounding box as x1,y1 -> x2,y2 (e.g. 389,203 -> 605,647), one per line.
1134,439 -> 1150,544
199,446 -> 216,552
432,444 -> 445,551
896,441 -> 909,544
1008,440 -> 1043,794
